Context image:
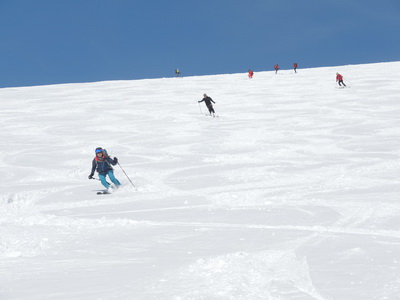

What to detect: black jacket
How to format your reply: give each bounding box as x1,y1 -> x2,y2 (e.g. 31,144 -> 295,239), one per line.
199,96 -> 215,106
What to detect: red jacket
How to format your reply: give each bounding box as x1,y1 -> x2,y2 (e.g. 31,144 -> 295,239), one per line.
336,73 -> 343,81
274,65 -> 279,70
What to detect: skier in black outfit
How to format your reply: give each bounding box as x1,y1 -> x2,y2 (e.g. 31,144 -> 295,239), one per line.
198,94 -> 216,116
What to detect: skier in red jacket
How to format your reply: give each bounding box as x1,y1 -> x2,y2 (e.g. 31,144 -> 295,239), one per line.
274,64 -> 279,74
248,69 -> 254,79
293,63 -> 298,73
336,72 -> 347,87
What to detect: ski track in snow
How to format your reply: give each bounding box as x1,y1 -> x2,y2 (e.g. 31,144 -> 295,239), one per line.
1,62 -> 400,299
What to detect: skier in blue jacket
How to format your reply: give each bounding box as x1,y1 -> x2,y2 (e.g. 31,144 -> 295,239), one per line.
88,147 -> 121,191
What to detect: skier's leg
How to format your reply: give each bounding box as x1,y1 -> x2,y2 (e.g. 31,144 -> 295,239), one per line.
107,170 -> 121,187
98,174 -> 110,188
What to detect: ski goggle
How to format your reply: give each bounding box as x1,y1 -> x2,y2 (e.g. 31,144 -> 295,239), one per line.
95,149 -> 103,153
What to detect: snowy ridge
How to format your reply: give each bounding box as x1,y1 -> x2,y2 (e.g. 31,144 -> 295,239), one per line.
1,62 -> 400,299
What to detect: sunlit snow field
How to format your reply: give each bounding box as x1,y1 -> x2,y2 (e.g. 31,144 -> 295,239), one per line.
1,62 -> 400,299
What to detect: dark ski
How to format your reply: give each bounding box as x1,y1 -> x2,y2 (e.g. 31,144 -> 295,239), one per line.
97,191 -> 111,195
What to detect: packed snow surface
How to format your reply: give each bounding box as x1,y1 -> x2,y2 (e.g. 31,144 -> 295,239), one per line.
1,62 -> 400,299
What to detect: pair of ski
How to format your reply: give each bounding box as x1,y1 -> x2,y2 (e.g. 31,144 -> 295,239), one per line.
97,190 -> 111,195
97,186 -> 119,195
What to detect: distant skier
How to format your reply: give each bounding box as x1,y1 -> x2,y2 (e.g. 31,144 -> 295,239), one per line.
293,63 -> 298,73
88,147 -> 121,192
336,72 -> 347,87
274,64 -> 279,74
248,69 -> 254,79
198,94 -> 216,116
175,69 -> 181,77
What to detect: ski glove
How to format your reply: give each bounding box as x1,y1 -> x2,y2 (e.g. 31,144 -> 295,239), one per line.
114,157 -> 118,164
88,174 -> 94,179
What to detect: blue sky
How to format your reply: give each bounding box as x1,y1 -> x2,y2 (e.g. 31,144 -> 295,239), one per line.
0,0 -> 399,87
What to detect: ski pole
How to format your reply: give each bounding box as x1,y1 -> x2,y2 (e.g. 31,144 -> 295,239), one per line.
117,162 -> 137,191
198,102 -> 203,114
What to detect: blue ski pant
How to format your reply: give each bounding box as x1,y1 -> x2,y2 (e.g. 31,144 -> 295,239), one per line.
99,170 -> 121,188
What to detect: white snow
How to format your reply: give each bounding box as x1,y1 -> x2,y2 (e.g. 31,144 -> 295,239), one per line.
1,62 -> 400,299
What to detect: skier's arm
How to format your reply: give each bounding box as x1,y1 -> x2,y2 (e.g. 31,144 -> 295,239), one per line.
210,98 -> 215,104
198,99 -> 204,103
107,156 -> 118,166
89,159 -> 96,178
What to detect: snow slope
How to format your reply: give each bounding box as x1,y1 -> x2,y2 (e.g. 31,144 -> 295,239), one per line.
1,62 -> 400,299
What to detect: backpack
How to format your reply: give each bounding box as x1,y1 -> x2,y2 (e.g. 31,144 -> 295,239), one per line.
101,149 -> 109,157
